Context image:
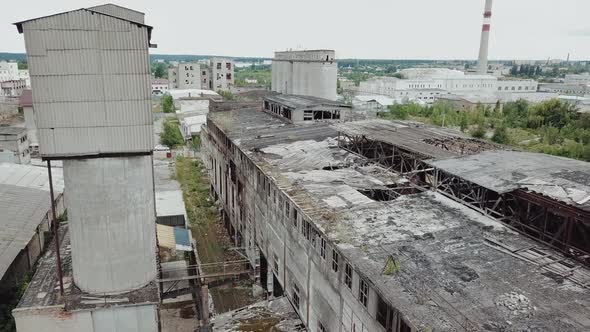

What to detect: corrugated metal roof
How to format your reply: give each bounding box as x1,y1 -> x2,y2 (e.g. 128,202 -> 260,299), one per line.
87,4 -> 145,24
0,163 -> 64,280
0,163 -> 64,192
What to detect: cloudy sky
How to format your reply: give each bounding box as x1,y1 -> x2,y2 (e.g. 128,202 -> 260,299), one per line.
2,0 -> 589,60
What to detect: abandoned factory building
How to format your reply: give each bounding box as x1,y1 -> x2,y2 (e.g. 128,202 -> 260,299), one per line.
263,94 -> 351,123
201,107 -> 590,332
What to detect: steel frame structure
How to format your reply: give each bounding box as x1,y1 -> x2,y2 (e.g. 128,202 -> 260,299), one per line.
338,132 -> 590,266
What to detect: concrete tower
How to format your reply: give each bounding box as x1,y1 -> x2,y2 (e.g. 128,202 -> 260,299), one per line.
271,50 -> 337,100
477,0 -> 493,74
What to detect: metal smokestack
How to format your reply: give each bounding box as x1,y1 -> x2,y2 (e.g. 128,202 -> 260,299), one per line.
477,0 -> 493,74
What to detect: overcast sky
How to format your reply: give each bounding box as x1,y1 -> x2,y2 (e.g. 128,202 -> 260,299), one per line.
2,0 -> 589,60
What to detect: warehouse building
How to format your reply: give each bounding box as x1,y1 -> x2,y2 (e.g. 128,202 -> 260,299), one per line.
0,127 -> 30,164
0,163 -> 64,298
201,108 -> 590,332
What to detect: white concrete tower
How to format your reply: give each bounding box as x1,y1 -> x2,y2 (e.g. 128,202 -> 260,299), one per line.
477,0 -> 493,74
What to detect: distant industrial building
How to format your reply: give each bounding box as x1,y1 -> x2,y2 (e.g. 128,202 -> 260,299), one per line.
209,57 -> 234,91
13,4 -> 159,331
168,62 -> 202,89
19,89 -> 38,153
539,82 -> 590,96
565,72 -> 590,85
263,94 -> 351,122
152,78 -> 169,94
0,126 -> 30,164
202,108 -> 590,332
0,163 -> 64,301
359,69 -> 537,105
272,50 -> 337,100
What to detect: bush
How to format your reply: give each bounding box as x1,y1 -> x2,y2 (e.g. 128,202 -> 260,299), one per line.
470,125 -> 486,139
492,126 -> 509,144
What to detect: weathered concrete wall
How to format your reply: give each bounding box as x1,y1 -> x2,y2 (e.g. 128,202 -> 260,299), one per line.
201,124 -> 387,332
208,100 -> 260,113
63,156 -> 157,294
13,304 -> 158,332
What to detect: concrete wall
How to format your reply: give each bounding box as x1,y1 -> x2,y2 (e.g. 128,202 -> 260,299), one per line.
201,124 -> 404,332
13,304 -> 158,332
23,106 -> 37,146
63,156 -> 157,294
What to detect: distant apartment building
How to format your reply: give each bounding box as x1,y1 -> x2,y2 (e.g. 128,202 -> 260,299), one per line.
0,126 -> 30,164
0,61 -> 19,81
208,57 -> 234,91
565,73 -> 590,85
152,78 -> 169,95
0,79 -> 27,97
168,62 -> 202,89
272,50 -> 337,100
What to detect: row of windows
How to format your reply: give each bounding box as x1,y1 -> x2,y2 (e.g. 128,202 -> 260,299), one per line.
208,123 -> 413,332
498,86 -> 533,91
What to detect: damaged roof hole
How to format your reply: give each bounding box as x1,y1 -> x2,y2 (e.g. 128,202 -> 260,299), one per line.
357,184 -> 423,202
322,165 -> 343,170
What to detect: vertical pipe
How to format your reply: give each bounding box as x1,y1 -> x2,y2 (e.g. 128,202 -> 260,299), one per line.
47,160 -> 64,296
477,0 -> 493,74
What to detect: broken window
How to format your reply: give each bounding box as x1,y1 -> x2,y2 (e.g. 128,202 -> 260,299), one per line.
303,110 -> 313,121
217,62 -> 222,70
304,221 -> 311,240
292,283 -> 300,310
285,201 -> 290,219
320,238 -> 326,259
226,73 -> 232,80
226,62 -> 232,70
332,250 -> 339,272
319,322 -> 328,332
344,263 -> 352,289
376,295 -> 389,328
359,279 -> 369,307
273,253 -> 279,272
292,208 -> 298,227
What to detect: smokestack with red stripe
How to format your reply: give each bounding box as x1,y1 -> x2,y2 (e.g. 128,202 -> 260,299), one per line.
477,0 -> 493,74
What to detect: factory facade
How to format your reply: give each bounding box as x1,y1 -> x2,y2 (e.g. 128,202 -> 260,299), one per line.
272,50 -> 338,100
13,4 -> 159,331
201,107 -> 590,332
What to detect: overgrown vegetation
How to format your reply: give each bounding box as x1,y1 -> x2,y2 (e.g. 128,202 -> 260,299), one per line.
160,118 -> 184,148
234,65 -> 271,88
380,99 -> 590,161
162,95 -> 175,113
0,272 -> 32,332
218,90 -> 235,100
174,157 -> 217,229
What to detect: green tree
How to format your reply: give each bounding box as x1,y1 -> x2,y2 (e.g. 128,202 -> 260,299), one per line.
160,120 -> 184,147
153,62 -> 167,78
162,95 -> 175,113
